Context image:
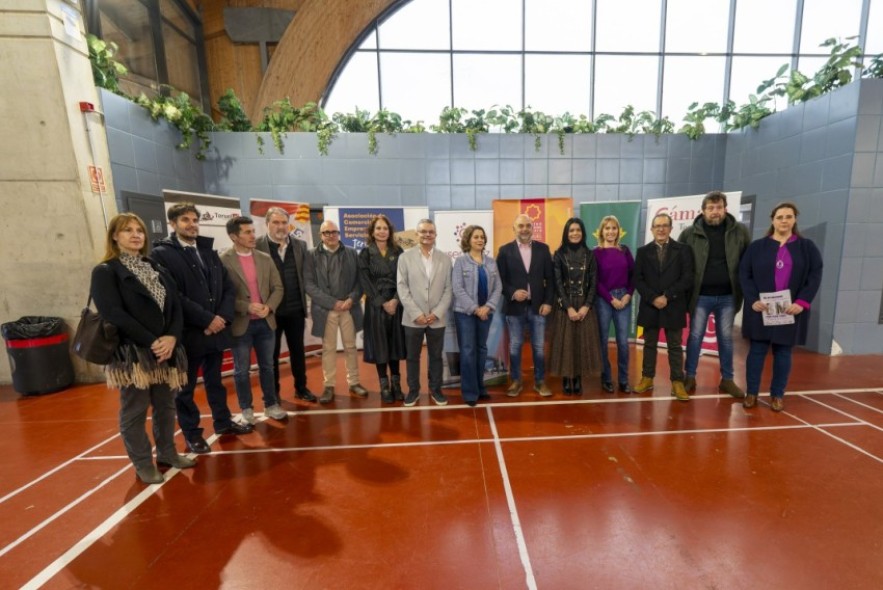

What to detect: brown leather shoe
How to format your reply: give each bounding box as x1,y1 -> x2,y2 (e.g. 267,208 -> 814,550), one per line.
684,376 -> 696,393
743,394 -> 758,409
535,381 -> 552,397
633,376 -> 654,393
671,380 -> 690,401
771,397 -> 785,412
506,379 -> 523,397
719,379 -> 746,399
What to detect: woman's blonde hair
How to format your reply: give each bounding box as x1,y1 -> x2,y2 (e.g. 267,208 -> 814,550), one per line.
102,213 -> 149,262
595,215 -> 622,247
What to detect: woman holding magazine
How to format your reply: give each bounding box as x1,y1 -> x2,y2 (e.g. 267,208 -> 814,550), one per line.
739,202 -> 822,412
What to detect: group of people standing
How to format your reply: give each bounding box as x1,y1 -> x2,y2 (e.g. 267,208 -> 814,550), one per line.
89,192 -> 822,484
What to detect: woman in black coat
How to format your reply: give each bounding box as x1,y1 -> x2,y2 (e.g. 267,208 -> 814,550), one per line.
548,217 -> 602,394
358,214 -> 407,403
739,202 -> 822,412
90,213 -> 195,484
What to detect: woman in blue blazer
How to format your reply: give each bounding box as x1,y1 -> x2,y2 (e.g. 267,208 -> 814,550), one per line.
739,202 -> 823,412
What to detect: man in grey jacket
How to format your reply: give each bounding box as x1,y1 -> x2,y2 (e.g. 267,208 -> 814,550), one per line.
678,191 -> 751,398
397,218 -> 453,407
303,220 -> 367,403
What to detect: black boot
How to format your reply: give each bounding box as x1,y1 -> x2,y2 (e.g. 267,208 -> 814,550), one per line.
380,377 -> 394,403
391,375 -> 404,401
573,376 -> 582,395
563,377 -> 572,395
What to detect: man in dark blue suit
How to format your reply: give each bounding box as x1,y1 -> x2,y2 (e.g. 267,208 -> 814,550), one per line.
497,214 -> 555,398
152,203 -> 252,454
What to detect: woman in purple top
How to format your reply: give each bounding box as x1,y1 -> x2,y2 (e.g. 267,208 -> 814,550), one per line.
592,215 -> 636,393
739,202 -> 822,412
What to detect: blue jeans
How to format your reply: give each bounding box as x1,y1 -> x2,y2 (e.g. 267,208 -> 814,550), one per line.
746,339 -> 792,398
685,294 -> 735,380
231,319 -> 278,410
506,309 -> 546,382
455,311 -> 493,401
595,289 -> 631,384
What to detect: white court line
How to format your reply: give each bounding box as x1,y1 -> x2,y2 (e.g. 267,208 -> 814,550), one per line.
0,463 -> 135,560
12,388 -> 882,588
20,469 -> 179,590
786,394 -> 883,465
832,392 -> 883,415
0,432 -> 122,506
486,406 -> 537,590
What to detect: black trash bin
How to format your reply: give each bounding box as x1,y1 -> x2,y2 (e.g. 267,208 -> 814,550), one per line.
2,316 -> 75,395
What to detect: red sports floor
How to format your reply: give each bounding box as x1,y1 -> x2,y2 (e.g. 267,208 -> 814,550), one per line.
2,342 -> 883,589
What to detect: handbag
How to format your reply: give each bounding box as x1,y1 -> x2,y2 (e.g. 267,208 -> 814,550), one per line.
72,295 -> 119,364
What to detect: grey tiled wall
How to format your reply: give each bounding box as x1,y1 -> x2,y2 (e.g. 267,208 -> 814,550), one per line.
100,89 -> 205,209
201,129 -> 727,231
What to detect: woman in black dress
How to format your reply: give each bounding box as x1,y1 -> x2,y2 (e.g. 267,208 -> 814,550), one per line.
549,217 -> 603,394
358,214 -> 407,403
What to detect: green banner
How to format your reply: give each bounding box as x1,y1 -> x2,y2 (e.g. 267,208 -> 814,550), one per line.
580,201 -> 642,339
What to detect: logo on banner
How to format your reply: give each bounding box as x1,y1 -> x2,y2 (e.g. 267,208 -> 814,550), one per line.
521,199 -> 546,241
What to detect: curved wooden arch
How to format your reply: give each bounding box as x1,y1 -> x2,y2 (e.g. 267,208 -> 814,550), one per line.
251,0 -> 399,120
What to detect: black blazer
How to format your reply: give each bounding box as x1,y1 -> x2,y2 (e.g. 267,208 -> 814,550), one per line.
151,234 -> 235,354
634,240 -> 694,330
90,257 -> 183,348
497,240 -> 555,316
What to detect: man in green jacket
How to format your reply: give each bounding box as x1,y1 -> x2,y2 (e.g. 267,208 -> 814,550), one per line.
678,191 -> 751,398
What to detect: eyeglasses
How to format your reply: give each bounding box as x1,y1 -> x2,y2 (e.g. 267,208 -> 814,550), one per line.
418,230 -> 436,235
651,225 -> 671,230
321,230 -> 340,236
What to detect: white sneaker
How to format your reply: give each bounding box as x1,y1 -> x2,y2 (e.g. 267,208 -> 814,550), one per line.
264,404 -> 287,420
241,408 -> 256,425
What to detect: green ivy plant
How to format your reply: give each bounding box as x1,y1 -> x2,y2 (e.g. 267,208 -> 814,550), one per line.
134,89 -> 215,159
87,34 -> 883,160
87,34 -> 128,96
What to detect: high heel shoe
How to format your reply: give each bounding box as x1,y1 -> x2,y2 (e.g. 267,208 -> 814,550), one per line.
563,377 -> 572,395
573,376 -> 582,395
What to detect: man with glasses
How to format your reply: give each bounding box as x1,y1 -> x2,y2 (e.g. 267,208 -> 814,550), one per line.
678,191 -> 750,399
496,214 -> 555,398
304,220 -> 367,403
397,218 -> 453,406
633,213 -> 694,401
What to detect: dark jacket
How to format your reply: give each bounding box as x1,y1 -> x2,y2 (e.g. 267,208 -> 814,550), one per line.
304,243 -> 363,338
553,246 -> 598,310
256,233 -> 309,313
151,234 -> 235,354
634,240 -> 694,329
497,240 -> 555,316
90,257 -> 183,348
739,236 -> 823,346
678,213 -> 751,313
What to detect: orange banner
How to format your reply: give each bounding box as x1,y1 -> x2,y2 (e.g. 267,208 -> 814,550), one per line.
491,197 -> 573,254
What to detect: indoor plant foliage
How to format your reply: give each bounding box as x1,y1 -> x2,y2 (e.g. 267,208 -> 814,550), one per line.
87,35 -> 883,160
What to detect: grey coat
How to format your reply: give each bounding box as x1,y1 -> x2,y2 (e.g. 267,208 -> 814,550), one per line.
397,247 -> 453,328
303,243 -> 364,337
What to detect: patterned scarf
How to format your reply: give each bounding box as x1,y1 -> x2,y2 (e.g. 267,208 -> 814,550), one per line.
119,253 -> 165,310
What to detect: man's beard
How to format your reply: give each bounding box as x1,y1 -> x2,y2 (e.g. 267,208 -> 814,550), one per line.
705,216 -> 723,226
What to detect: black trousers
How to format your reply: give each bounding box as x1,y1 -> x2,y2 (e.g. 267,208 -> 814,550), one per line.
176,349 -> 234,440
404,325 -> 445,394
275,312 -> 308,394
641,326 -> 685,382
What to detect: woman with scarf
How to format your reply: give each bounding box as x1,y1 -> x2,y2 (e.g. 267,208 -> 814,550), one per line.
90,213 -> 195,484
